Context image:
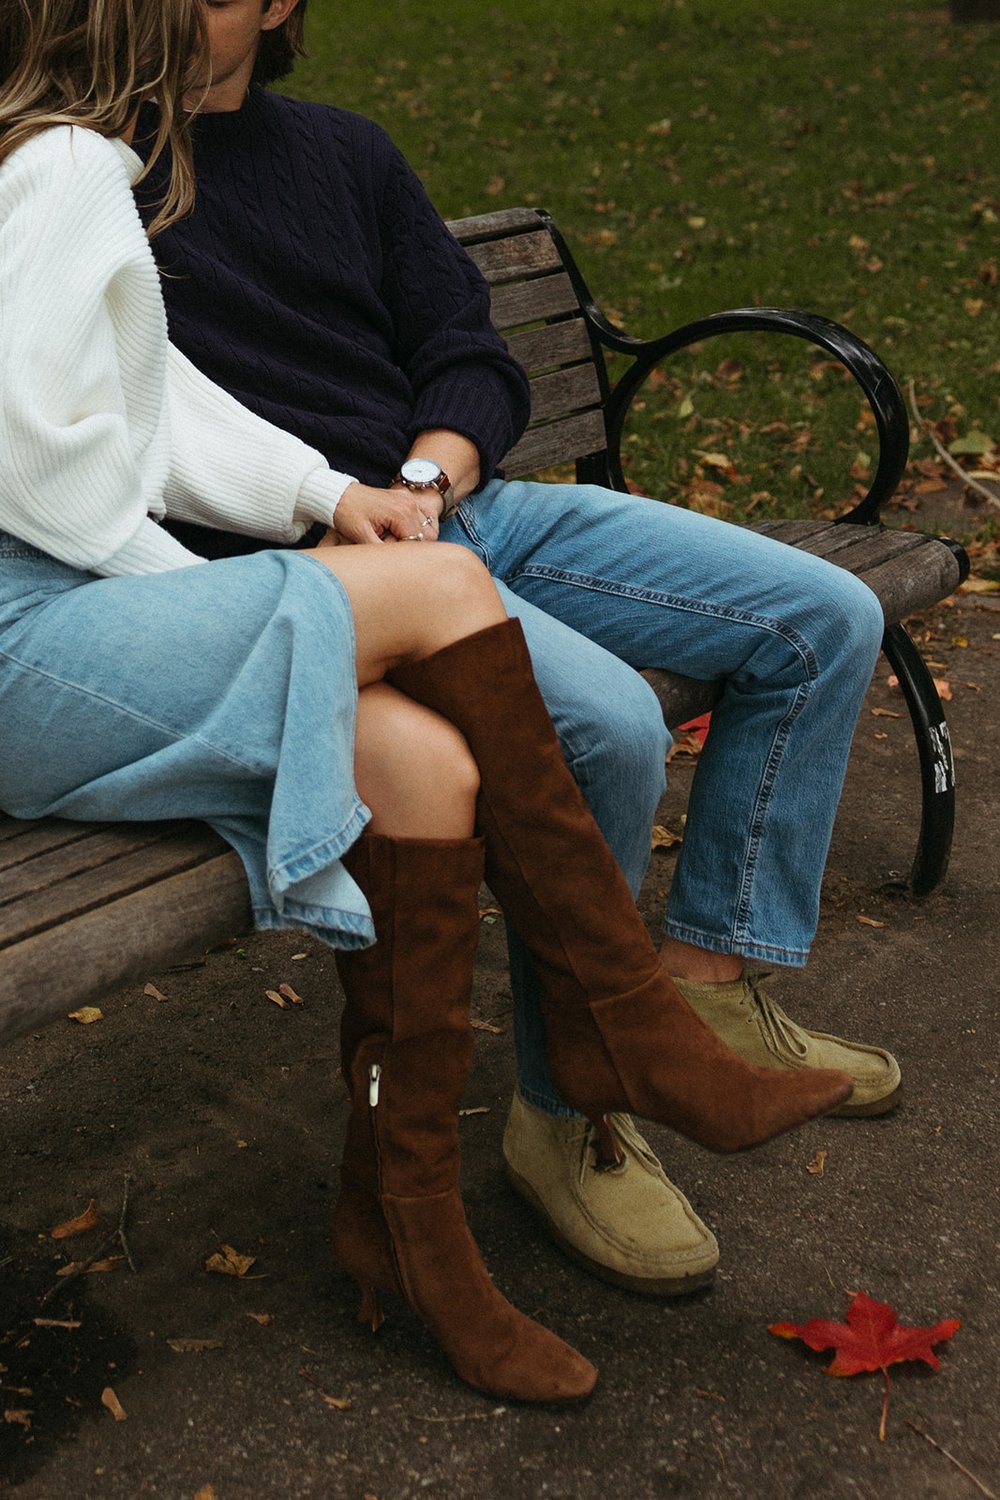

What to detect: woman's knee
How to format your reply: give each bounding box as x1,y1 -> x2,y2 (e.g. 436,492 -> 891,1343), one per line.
354,684 -> 480,834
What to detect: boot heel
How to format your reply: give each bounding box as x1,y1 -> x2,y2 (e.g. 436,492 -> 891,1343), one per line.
355,1282 -> 385,1333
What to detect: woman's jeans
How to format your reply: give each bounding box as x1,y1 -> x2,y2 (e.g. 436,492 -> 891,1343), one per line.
442,478 -> 885,1117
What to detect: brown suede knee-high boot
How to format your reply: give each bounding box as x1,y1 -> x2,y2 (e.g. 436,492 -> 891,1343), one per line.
387,622 -> 852,1153
332,831 -> 597,1404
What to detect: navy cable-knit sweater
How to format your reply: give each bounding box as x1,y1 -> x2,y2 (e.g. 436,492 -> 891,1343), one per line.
135,87 -> 530,557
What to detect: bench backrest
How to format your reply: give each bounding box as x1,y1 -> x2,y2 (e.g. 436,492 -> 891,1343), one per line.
447,208 -> 610,481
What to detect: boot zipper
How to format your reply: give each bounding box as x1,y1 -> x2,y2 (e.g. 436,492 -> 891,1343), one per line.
368,1061 -> 382,1108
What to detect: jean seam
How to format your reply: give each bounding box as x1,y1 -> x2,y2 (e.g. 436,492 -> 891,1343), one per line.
0,645 -> 263,774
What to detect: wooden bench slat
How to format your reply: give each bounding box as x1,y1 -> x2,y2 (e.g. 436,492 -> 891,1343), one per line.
502,410 -> 608,478
448,207 -> 544,242
0,851 -> 250,1044
0,825 -> 203,908
506,318 -> 592,374
0,818 -> 106,861
527,363 -> 603,424
0,823 -> 230,950
490,274 -> 580,331
463,231 -> 564,285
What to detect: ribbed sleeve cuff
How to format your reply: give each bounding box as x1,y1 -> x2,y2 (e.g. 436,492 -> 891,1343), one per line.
411,371 -> 521,479
295,467 -> 358,528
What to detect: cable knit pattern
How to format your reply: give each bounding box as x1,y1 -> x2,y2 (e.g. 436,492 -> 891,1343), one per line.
0,126 -> 355,576
134,88 -> 530,559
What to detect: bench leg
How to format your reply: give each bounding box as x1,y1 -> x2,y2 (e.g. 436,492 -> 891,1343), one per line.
880,621 -> 955,897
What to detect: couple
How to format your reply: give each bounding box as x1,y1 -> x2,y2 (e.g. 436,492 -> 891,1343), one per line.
0,0 -> 895,1402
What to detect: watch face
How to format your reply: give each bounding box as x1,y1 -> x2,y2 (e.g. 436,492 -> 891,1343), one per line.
401,458 -> 442,485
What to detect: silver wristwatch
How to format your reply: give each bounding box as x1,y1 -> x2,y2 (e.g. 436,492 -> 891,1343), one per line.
396,457 -> 459,519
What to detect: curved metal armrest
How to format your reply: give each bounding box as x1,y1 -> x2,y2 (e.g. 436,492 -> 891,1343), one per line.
589,306 -> 909,523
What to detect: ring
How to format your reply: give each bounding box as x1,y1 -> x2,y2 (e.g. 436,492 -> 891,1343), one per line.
420,515 -> 434,528
405,533 -> 425,541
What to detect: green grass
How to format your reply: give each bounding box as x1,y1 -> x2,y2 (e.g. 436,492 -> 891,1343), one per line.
289,0 -> 1000,567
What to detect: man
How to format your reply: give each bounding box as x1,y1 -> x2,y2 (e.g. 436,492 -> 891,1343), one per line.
136,0 -> 899,1297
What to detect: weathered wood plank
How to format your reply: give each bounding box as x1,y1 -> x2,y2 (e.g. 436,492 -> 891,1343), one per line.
0,824 -> 230,949
501,410 -> 608,478
448,207 -> 542,242
507,318 -> 592,374
0,851 -> 251,1046
0,825 -> 201,908
527,364 -> 603,424
490,274 -> 579,331
463,231 -> 563,285
0,820 -> 104,864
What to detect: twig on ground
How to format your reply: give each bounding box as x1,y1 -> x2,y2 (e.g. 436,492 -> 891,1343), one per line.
905,1420 -> 998,1499
907,381 -> 1000,512
38,1174 -> 136,1308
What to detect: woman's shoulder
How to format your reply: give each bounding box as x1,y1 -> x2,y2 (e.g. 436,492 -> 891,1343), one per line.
1,124 -> 131,198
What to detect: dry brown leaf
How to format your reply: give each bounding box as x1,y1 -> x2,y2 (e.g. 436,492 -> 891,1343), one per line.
278,983 -> 304,1006
245,1312 -> 272,1326
3,1409 -> 32,1430
67,1006 -> 103,1025
291,952 -> 308,961
856,915 -> 886,929
101,1387 -> 127,1422
933,678 -> 953,702
870,707 -> 901,719
806,1149 -> 827,1177
33,1318 -> 81,1330
959,577 -> 1000,593
470,1018 -> 505,1035
205,1244 -> 257,1278
485,175 -> 505,196
51,1199 -> 99,1240
651,823 -> 683,849
143,983 -> 168,1002
167,1338 -> 224,1353
56,1256 -> 122,1277
193,1487 -> 219,1500
265,989 -> 288,1008
321,1394 -> 354,1411
458,1106 -> 490,1117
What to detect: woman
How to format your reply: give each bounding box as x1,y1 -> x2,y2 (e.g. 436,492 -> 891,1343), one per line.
0,0 -> 851,1404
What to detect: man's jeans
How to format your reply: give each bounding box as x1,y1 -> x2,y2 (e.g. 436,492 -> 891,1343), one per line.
442,477 -> 885,1117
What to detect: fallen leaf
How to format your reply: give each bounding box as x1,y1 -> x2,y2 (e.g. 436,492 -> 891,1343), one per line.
458,1106 -> 490,1117
651,823 -> 683,850
101,1387 -> 127,1422
769,1290 -> 960,1439
56,1257 -> 122,1277
143,983 -> 168,1002
67,1006 -> 103,1025
321,1394 -> 354,1410
856,915 -> 885,928
51,1200 -> 99,1240
245,1312 -> 273,1326
265,989 -> 288,1008
806,1150 -> 827,1176
194,1487 -> 219,1500
3,1409 -> 32,1430
870,707 -> 901,719
291,952 -> 308,961
204,1244 -> 256,1278
485,175 -> 505,196
33,1318 -> 81,1329
960,577 -> 1000,593
278,983 -> 304,1006
934,678 -> 953,702
470,1018 -> 505,1034
167,1338 -> 224,1353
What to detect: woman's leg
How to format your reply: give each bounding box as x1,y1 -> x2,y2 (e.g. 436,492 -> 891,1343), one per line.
352,682 -> 478,839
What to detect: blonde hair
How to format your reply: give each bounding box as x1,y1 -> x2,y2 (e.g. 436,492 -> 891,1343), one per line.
0,0 -> 206,234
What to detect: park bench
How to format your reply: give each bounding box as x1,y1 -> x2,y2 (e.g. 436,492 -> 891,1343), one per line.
0,206 -> 968,1048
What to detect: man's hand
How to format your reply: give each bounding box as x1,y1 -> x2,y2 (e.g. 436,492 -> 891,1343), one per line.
328,482 -> 440,545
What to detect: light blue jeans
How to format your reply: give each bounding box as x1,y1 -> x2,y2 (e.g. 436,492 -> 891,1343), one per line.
441,477 -> 885,1116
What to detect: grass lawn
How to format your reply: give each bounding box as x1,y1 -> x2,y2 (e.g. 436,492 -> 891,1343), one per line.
290,0 -> 1000,574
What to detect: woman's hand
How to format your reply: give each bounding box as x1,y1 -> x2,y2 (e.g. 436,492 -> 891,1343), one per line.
331,482 -> 440,546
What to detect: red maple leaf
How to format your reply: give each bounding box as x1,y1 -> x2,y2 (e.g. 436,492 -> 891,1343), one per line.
769,1290 -> 960,1439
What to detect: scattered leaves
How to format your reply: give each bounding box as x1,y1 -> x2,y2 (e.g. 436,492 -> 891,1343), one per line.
265,989 -> 289,1008
67,1006 -> 103,1025
204,1244 -> 256,1278
50,1200 -> 99,1240
3,1409 -> 32,1430
101,1387 -> 127,1422
278,983 -> 304,1006
770,1291 -> 960,1439
56,1257 -> 121,1277
167,1338 -> 224,1354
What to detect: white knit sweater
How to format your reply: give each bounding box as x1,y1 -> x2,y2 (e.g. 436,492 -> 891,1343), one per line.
0,126 -> 356,575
